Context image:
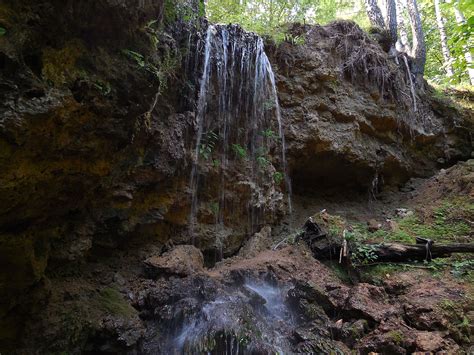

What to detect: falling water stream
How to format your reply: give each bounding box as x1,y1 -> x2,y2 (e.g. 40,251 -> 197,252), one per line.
167,280 -> 294,354
189,24 -> 292,243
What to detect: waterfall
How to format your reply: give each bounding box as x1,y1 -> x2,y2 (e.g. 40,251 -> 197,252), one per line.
168,281 -> 294,354
189,24 -> 292,244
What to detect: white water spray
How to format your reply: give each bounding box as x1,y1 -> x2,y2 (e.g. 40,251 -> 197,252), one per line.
189,24 -> 292,244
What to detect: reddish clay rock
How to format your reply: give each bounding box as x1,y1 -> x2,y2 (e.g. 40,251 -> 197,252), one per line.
345,283 -> 398,322
414,331 -> 459,352
144,245 -> 204,277
239,226 -> 273,258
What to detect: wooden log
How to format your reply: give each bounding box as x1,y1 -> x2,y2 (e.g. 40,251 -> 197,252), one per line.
307,241 -> 474,262
373,243 -> 474,262
300,218 -> 474,263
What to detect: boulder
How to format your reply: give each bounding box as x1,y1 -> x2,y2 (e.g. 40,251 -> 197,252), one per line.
367,219 -> 382,232
345,283 -> 397,323
239,226 -> 272,258
144,245 -> 204,277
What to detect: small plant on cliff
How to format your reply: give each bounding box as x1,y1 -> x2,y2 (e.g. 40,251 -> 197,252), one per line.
260,128 -> 277,139
257,155 -> 270,169
164,0 -> 204,25
96,287 -> 135,317
93,80 -> 111,96
387,330 -> 404,346
0,27 -> 6,36
352,244 -> 379,265
199,131 -> 219,160
122,49 -> 179,94
232,144 -> 247,159
144,19 -> 160,49
123,49 -> 146,67
273,171 -> 284,185
210,201 -> 219,216
262,100 -> 276,111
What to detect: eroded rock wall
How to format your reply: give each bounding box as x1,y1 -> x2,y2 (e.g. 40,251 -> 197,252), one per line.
0,0 -> 204,345
271,22 -> 472,192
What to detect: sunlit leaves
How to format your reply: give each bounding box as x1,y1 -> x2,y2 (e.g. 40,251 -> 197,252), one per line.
206,0 -> 366,39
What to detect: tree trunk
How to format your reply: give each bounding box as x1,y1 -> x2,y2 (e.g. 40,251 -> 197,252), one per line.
434,0 -> 454,77
406,0 -> 426,78
385,0 -> 398,44
365,0 -> 386,28
453,2 -> 474,85
395,0 -> 410,53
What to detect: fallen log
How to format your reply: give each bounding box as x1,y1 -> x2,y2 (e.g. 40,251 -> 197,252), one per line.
363,242 -> 474,262
299,218 -> 474,263
306,237 -> 474,262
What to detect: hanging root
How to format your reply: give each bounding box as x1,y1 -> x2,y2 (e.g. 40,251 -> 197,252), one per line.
318,20 -> 431,131
402,54 -> 417,112
326,21 -> 404,101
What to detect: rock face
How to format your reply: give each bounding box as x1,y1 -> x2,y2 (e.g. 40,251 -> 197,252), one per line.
0,0 -> 203,346
144,245 -> 204,277
271,22 -> 472,192
0,1 -> 472,352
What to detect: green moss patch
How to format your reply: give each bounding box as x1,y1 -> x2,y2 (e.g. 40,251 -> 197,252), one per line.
95,287 -> 136,318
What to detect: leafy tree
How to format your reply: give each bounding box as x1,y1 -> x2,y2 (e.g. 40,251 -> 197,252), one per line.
206,0 -> 359,39
452,0 -> 474,84
420,0 -> 473,84
407,0 -> 427,77
205,0 -> 473,86
434,0 -> 454,76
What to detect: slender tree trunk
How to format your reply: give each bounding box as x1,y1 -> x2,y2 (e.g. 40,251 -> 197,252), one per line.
434,0 -> 454,76
365,0 -> 386,28
453,2 -> 474,84
396,0 -> 410,52
385,0 -> 398,43
406,0 -> 426,78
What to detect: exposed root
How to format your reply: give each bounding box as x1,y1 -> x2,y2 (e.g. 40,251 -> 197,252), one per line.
402,54 -> 417,112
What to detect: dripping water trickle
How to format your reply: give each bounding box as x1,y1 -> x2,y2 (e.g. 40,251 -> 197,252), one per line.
189,24 -> 292,247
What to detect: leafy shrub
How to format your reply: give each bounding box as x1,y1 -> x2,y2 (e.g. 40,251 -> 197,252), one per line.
199,131 -> 219,160
232,144 -> 247,159
273,171 -> 284,184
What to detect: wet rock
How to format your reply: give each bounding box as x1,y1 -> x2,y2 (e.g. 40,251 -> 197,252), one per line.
331,319 -> 369,347
113,273 -> 126,286
345,283 -> 397,323
239,226 -> 272,258
97,316 -> 145,350
291,327 -> 350,353
287,280 -> 339,318
382,277 -> 410,296
144,245 -> 204,278
403,302 -> 447,331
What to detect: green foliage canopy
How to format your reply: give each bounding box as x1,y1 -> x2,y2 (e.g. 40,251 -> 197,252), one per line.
205,0 -> 473,86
